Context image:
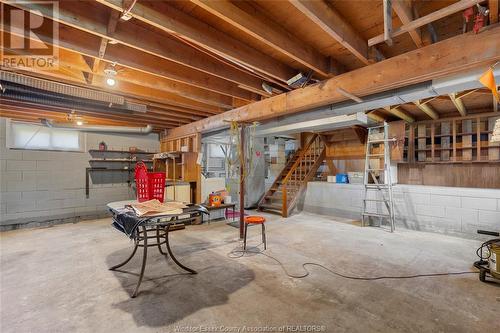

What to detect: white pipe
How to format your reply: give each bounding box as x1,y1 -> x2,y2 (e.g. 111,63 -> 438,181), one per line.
41,119 -> 153,134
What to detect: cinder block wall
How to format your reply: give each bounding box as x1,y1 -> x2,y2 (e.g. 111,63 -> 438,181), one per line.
301,182 -> 500,238
0,118 -> 159,230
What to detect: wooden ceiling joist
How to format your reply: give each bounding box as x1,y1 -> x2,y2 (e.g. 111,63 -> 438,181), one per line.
449,92 -> 468,116
392,0 -> 423,48
2,1 -> 270,97
414,100 -> 440,120
383,106 -> 415,123
289,0 -> 370,65
191,0 -> 333,78
383,0 -> 393,46
165,25 -> 500,139
368,0 -> 485,46
94,0 -> 296,83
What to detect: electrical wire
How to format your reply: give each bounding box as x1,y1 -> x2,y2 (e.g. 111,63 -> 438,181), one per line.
228,248 -> 477,281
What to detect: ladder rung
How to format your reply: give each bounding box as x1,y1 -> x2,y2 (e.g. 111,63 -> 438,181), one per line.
362,212 -> 391,218
363,198 -> 388,202
368,139 -> 397,143
365,184 -> 390,188
367,153 -> 384,157
367,168 -> 385,171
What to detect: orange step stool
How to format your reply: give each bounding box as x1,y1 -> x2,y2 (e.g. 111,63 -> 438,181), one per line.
243,216 -> 266,250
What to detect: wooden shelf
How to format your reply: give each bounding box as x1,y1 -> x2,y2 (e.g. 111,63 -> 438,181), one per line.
89,149 -> 157,154
89,159 -> 153,163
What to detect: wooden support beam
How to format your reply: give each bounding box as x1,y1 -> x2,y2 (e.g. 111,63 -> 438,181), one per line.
384,106 -> 415,123
367,112 -> 386,123
383,0 -> 393,46
94,0 -> 296,83
288,0 -> 370,65
369,0 -> 484,46
191,0 -> 333,78
393,0 -> 423,47
166,25 -> 500,139
1,1 -> 269,97
1,26 -> 252,108
490,0 -> 499,24
414,100 -> 439,120
449,92 -> 467,116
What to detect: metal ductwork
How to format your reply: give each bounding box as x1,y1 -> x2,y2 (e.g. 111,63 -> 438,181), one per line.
0,71 -> 147,113
41,119 -> 153,134
250,66 -> 500,135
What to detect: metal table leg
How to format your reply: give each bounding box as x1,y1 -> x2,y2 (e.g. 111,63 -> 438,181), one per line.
109,239 -> 139,271
132,226 -> 148,298
165,224 -> 197,274
156,226 -> 167,256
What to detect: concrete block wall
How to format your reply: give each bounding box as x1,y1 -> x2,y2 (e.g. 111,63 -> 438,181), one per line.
301,182 -> 500,238
0,118 -> 159,230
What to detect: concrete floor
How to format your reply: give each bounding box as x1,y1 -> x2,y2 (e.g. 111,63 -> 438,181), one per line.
1,212 -> 499,333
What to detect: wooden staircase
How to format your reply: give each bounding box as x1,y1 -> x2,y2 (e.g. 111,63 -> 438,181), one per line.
258,134 -> 325,217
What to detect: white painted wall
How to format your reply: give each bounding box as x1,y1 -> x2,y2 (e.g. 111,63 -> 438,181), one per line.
0,118 -> 159,230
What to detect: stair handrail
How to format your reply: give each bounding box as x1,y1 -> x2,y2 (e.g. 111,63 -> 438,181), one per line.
282,134 -> 319,185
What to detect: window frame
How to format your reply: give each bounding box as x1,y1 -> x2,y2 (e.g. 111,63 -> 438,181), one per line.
5,119 -> 86,152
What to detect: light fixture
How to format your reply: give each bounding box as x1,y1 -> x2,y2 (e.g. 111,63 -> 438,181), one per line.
104,64 -> 118,87
106,77 -> 116,86
76,120 -> 84,126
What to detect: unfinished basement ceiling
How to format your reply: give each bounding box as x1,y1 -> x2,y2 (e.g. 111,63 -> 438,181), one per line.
0,0 -> 498,132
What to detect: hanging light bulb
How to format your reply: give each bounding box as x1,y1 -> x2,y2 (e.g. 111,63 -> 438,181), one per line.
106,77 -> 116,86
76,120 -> 84,126
104,64 -> 118,87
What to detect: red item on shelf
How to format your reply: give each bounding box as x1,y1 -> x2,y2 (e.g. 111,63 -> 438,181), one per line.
135,162 -> 166,203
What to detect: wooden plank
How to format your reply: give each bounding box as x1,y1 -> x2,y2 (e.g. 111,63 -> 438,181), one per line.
398,163 -> 500,188
94,0 -> 296,83
414,100 -> 439,119
166,25 -> 500,139
408,123 -> 415,163
289,0 -> 369,65
441,122 -> 451,161
383,0 -> 393,46
191,0 -> 332,78
384,106 -> 415,122
0,2 -> 258,101
449,93 -> 467,116
477,116 -> 481,161
392,0 -> 423,47
368,0 -> 484,46
490,0 -> 499,24
452,120 -> 457,161
417,124 -> 427,162
488,116 -> 500,160
3,0 -> 270,96
462,119 -> 473,161
431,123 -> 435,162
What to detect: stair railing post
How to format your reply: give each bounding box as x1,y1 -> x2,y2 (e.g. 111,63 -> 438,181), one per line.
282,184 -> 288,217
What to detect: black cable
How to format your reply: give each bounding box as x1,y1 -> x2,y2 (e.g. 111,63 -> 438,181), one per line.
228,248 -> 477,281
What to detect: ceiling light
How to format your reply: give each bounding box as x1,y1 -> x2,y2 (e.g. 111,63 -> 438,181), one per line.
76,120 -> 84,126
104,65 -> 118,87
106,77 -> 116,86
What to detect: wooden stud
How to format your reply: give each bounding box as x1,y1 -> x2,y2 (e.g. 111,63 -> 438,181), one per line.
369,0 -> 484,46
289,0 -> 370,65
490,0 -> 499,24
393,0 -> 423,48
383,0 -> 393,46
191,0 -> 333,78
414,100 -> 439,120
449,93 -> 467,116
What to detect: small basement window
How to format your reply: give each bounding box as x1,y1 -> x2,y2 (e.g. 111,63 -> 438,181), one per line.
6,120 -> 85,152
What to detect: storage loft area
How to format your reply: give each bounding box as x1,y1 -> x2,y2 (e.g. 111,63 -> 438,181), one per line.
1,1 -> 499,332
